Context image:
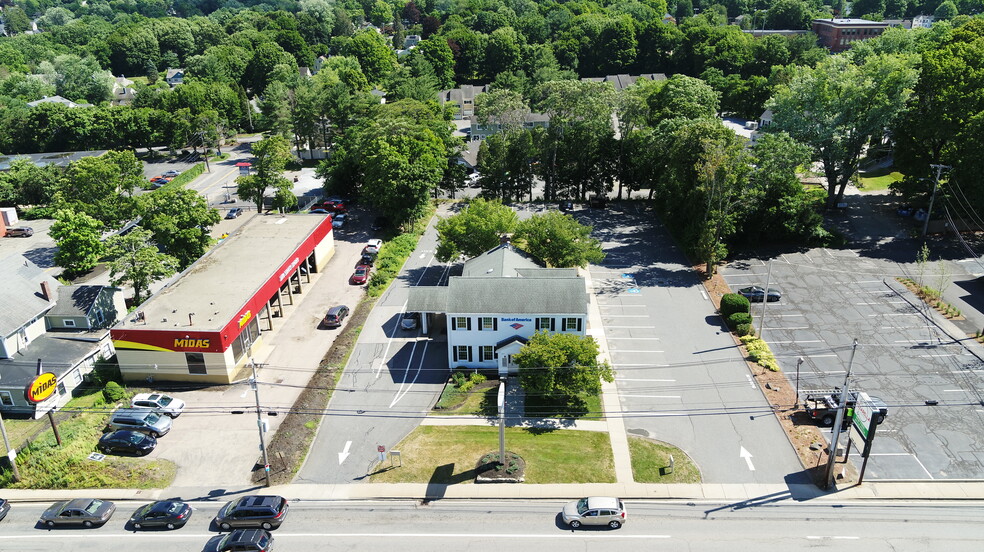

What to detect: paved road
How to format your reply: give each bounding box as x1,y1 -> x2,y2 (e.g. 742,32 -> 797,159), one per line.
720,249 -> 984,480
575,203 -> 804,484
296,213 -> 451,484
1,499 -> 982,551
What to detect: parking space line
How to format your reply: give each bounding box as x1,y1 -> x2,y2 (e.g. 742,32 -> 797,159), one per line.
768,340 -> 822,344
619,394 -> 681,399
600,304 -> 648,308
614,363 -> 670,367
607,337 -> 661,340
611,349 -> 664,353
617,378 -> 676,382
772,313 -> 805,317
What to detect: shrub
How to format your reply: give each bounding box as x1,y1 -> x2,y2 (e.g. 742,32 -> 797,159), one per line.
451,371 -> 468,387
735,323 -> 755,337
721,293 -> 750,318
102,381 -> 127,403
727,312 -> 752,330
469,372 -> 486,385
740,335 -> 779,371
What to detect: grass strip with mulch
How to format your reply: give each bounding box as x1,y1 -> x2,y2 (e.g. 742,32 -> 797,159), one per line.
369,425 -> 616,484
627,436 -> 701,483
432,381 -> 499,416
1,392 -> 176,489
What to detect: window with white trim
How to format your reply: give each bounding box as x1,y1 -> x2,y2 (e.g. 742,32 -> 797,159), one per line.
479,317 -> 495,331
63,319 -> 76,327
535,317 -> 553,331
479,346 -> 494,362
453,345 -> 472,363
452,317 -> 471,331
563,317 -> 580,331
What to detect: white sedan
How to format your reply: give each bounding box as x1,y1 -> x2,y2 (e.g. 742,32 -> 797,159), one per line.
131,393 -> 186,418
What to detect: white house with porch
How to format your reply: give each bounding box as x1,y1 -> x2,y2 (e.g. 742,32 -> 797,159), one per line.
407,244 -> 588,376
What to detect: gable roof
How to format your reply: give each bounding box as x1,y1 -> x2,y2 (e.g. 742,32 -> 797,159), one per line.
0,333 -> 105,387
47,285 -> 107,318
461,244 -> 542,277
444,277 -> 587,315
0,257 -> 59,337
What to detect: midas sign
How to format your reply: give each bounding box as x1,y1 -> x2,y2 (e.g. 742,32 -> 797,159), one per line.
174,338 -> 210,348
25,372 -> 57,404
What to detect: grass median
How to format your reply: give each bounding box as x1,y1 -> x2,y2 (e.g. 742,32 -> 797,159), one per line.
368,425 -> 616,484
627,436 -> 701,483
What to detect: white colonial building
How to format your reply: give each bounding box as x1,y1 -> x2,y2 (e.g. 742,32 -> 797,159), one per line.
408,244 -> 588,376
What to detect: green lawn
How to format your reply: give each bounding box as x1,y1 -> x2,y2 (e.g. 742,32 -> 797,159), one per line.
369,425 -> 615,484
858,169 -> 904,192
524,391 -> 602,419
1,391 -> 177,489
627,436 -> 702,483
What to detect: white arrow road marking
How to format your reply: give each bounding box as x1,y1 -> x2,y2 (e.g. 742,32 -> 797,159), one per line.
338,441 -> 352,465
740,447 -> 755,471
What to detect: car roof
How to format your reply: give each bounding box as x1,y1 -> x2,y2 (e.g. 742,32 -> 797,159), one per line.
327,305 -> 348,314
585,497 -> 621,509
228,528 -> 268,543
235,495 -> 282,508
132,393 -> 161,401
64,498 -> 98,509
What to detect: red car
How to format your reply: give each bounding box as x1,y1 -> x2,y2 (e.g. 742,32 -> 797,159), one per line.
350,264 -> 370,285
323,200 -> 347,214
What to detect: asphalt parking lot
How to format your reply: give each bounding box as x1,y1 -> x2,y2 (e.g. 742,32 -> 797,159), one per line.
721,250 -> 984,480
577,203 -> 804,484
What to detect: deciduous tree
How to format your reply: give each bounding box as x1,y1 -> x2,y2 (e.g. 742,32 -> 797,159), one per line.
105,227 -> 179,303
49,209 -> 105,276
435,199 -> 519,262
515,331 -> 613,399
515,211 -> 605,268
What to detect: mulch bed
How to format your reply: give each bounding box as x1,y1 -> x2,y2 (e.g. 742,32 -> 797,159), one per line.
696,264 -> 856,487
474,451 -> 526,483
250,296 -> 378,485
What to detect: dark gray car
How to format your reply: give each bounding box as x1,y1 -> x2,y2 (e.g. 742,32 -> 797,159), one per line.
214,495 -> 289,531
39,498 -> 116,528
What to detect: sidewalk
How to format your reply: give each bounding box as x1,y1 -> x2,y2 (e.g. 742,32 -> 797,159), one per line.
5,480 -> 983,504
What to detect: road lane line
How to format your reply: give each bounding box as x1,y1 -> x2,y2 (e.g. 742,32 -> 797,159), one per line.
0,532 -> 673,540
619,394 -> 681,399
390,340 -> 429,408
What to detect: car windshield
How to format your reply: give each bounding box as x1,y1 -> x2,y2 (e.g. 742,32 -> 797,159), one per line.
145,412 -> 161,424
576,498 -> 589,514
128,432 -> 147,443
85,500 -> 104,515
157,396 -> 172,406
258,535 -> 270,547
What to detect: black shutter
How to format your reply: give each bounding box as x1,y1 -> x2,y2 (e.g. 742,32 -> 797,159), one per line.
467,347 -> 473,362
478,318 -> 482,331
452,347 -> 459,362
451,317 -> 457,331
535,318 -> 541,330
550,318 -> 555,331
493,318 -> 498,331
577,318 -> 582,332
467,318 -> 472,330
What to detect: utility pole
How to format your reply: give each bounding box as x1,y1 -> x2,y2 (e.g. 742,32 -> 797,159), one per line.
0,370 -> 20,482
823,339 -> 858,489
922,164 -> 950,237
757,260 -> 773,338
795,357 -> 804,405
250,358 -> 271,487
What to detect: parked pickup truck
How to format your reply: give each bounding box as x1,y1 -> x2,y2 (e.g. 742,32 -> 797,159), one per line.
801,389 -> 887,427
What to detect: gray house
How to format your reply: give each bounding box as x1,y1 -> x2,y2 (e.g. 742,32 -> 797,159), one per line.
46,285 -> 126,331
0,260 -> 121,415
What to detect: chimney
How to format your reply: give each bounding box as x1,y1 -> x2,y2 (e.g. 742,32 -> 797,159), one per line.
40,281 -> 52,301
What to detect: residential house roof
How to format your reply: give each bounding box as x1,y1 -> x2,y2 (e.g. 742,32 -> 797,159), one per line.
438,84 -> 490,106
0,257 -> 59,337
46,285 -> 108,318
26,95 -> 92,108
580,74 -> 667,91
0,332 -> 106,387
461,244 -> 542,277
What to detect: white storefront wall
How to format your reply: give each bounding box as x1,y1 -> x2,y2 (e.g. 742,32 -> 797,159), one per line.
446,313 -> 585,373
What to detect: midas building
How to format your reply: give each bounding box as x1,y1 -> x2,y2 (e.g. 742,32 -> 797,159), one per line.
111,215 -> 334,384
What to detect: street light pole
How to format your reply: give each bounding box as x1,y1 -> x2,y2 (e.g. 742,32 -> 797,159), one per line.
823,339 -> 858,489
250,358 -> 272,487
795,357 -> 804,406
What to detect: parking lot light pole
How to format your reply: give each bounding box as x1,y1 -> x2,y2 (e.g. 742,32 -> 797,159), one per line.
795,357 -> 804,407
250,358 -> 272,487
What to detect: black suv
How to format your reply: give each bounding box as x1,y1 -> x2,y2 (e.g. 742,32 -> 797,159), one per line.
217,529 -> 274,552
214,495 -> 289,531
